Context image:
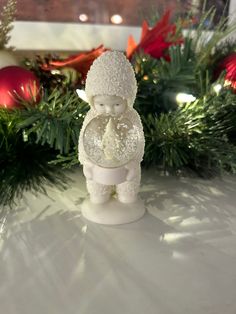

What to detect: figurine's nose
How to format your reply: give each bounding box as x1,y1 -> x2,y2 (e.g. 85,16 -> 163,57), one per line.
105,105 -> 113,115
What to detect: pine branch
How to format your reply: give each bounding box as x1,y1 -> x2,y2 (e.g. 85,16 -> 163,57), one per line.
142,99 -> 205,170
142,88 -> 236,175
158,38 -> 196,88
23,54 -> 80,92
0,0 -> 17,49
50,148 -> 80,169
19,89 -> 89,155
184,6 -> 236,70
0,108 -> 68,208
134,38 -> 197,114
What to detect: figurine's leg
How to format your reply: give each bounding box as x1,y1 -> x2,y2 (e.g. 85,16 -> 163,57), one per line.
86,179 -> 113,204
116,167 -> 141,203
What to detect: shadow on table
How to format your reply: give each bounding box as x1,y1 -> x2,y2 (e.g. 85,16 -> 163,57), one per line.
140,169 -> 236,242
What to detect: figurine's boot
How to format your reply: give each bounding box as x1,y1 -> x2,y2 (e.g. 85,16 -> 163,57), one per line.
86,179 -> 113,204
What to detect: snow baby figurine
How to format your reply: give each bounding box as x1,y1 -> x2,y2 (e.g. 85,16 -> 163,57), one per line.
78,51 -> 145,205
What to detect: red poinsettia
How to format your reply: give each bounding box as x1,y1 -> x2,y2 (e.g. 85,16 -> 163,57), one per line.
126,10 -> 183,60
216,53 -> 236,91
41,45 -> 108,81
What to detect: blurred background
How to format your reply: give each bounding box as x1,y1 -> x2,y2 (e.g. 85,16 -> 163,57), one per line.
12,0 -> 229,26
0,0 -> 233,52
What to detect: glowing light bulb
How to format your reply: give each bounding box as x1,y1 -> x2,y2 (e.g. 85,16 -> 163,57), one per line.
110,14 -> 123,24
79,14 -> 88,22
51,69 -> 60,75
76,89 -> 88,102
213,84 -> 222,94
176,93 -> 196,104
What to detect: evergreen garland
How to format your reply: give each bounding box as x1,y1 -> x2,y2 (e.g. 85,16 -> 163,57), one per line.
0,109 -> 68,206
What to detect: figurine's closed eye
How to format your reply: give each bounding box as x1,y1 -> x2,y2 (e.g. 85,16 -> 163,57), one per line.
99,104 -> 104,107
115,104 -> 120,106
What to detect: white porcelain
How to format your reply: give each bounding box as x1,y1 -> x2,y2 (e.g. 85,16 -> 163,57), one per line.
92,165 -> 128,185
81,197 -> 145,225
78,51 -> 145,222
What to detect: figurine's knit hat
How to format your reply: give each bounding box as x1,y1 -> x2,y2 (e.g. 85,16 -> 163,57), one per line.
85,51 -> 137,107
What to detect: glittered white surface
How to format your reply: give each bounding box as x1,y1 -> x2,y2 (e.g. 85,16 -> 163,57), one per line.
1,168 -> 236,314
85,51 -> 137,107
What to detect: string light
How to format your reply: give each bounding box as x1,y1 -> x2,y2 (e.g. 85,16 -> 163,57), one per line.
213,84 -> 222,94
51,69 -> 60,75
110,14 -> 123,24
176,93 -> 196,104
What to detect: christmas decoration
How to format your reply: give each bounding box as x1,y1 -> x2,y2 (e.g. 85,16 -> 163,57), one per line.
0,89 -> 87,207
1,8 -> 236,209
0,66 -> 40,109
24,54 -> 76,92
79,51 -> 145,224
41,45 -> 108,83
0,0 -> 18,74
126,10 -> 183,60
216,53 -> 236,91
0,0 -> 17,49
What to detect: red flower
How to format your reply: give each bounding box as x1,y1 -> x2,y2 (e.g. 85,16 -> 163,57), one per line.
41,45 -> 108,81
216,53 -> 236,91
126,10 -> 183,60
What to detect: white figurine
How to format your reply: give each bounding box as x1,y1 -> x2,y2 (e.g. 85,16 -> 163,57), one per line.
78,51 -> 145,224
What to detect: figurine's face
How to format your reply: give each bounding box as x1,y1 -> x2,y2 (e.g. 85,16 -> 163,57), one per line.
93,95 -> 127,116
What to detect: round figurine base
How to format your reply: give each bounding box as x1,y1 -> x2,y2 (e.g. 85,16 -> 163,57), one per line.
81,198 -> 145,225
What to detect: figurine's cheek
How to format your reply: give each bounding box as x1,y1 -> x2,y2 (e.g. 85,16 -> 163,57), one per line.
115,106 -> 125,114
95,105 -> 105,114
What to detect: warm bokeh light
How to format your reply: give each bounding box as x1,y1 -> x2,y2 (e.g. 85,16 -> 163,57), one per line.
79,13 -> 88,22
110,14 -> 123,24
213,83 -> 222,94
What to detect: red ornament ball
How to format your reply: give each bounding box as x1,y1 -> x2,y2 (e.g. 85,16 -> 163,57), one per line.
0,66 -> 40,109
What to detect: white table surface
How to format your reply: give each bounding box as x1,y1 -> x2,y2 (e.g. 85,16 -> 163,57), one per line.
1,168 -> 236,314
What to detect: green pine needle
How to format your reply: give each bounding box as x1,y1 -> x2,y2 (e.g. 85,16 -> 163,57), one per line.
0,108 -> 68,208
19,89 -> 89,154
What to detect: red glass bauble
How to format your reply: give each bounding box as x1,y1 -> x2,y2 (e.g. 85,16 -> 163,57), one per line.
0,66 -> 40,109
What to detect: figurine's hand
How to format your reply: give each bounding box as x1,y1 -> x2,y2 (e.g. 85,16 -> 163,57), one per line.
125,161 -> 139,181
